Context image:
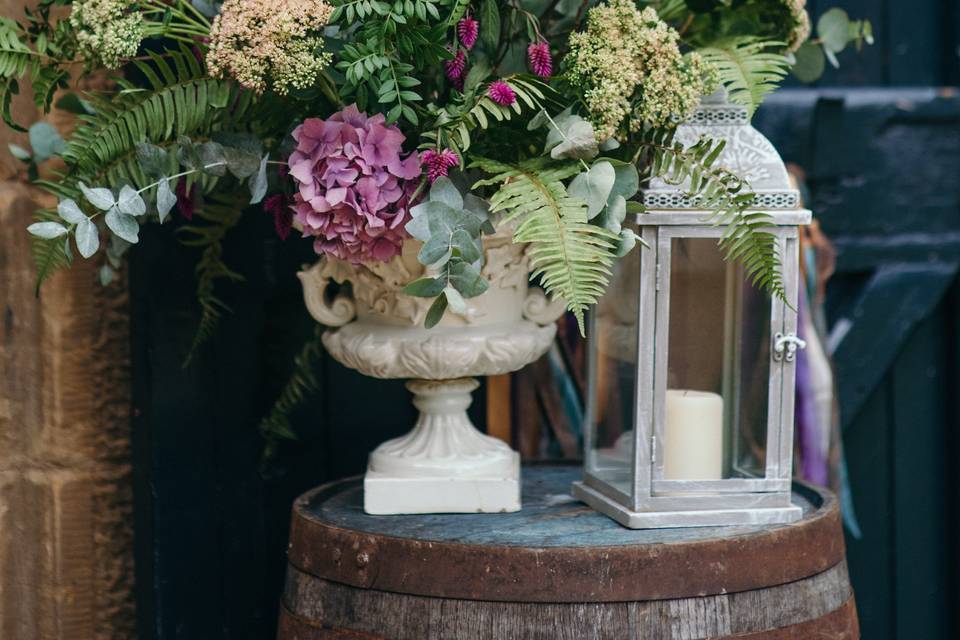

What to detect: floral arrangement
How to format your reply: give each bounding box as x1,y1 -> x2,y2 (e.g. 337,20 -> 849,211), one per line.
1,1 -> 870,442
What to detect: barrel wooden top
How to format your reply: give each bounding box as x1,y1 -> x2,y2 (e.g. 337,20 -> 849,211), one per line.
287,465 -> 845,603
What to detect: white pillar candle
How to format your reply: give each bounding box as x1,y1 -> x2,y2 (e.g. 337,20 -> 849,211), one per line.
663,389 -> 724,480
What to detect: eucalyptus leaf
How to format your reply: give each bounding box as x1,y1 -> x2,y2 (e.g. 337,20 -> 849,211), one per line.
8,143 -> 30,161
200,142 -> 227,176
549,118 -> 599,160
608,162 -> 639,205
568,161 -> 615,218
117,185 -> 146,216
249,154 -> 269,204
28,122 -> 65,162
75,218 -> 99,258
176,137 -> 200,170
27,221 -> 68,239
424,294 -> 448,328
403,277 -> 446,297
615,228 -> 638,257
429,176 -> 464,210
792,41 -> 826,83
448,262 -> 489,298
57,199 -> 87,224
596,194 -> 627,234
79,182 -> 115,211
136,142 -> 168,178
222,146 -> 261,178
156,178 -> 176,223
99,264 -> 116,286
599,138 -> 620,151
817,8 -> 851,54
527,109 -> 548,132
105,207 -> 140,243
451,228 -> 481,264
418,235 -> 453,269
405,206 -> 432,241
444,286 -> 467,314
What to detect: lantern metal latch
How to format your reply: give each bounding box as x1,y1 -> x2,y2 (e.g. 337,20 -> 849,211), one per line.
773,332 -> 807,362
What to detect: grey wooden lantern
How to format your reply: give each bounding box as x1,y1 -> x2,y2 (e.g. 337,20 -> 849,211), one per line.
572,94 -> 812,528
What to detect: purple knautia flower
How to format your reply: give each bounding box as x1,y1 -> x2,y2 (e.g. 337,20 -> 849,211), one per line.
421,149 -> 459,182
527,42 -> 553,78
287,105 -> 421,264
487,80 -> 516,106
444,48 -> 467,81
457,16 -> 479,50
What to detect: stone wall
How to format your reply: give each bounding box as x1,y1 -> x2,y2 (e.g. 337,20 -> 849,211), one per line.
0,2 -> 136,637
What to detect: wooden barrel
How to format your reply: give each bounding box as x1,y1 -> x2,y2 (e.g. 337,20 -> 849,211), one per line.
278,466 -> 858,640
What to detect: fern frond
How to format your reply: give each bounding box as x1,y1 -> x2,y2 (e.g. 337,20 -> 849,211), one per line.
472,156 -> 619,333
258,325 -> 326,472
0,18 -> 33,78
638,128 -> 786,302
177,195 -> 246,365
62,47 -> 243,188
699,38 -> 790,115
29,208 -> 73,293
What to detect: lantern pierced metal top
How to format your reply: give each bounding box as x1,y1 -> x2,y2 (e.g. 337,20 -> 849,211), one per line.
640,91 -> 810,221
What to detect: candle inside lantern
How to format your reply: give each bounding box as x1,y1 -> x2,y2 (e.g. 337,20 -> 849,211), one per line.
663,389 -> 724,480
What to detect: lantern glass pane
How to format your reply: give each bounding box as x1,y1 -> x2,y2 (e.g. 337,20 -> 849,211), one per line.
586,247 -> 640,496
661,237 -> 770,481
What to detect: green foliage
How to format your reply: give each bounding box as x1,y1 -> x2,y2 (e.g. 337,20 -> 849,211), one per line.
29,208 -> 73,295
792,8 -> 874,82
176,195 -> 246,366
472,156 -> 620,334
637,127 -> 786,302
404,177 -> 494,326
422,77 -> 550,162
698,39 -> 791,115
62,48 -> 245,188
258,325 -> 327,471
331,0 -> 450,124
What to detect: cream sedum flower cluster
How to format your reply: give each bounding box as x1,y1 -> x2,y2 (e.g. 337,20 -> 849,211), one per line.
207,0 -> 335,95
70,0 -> 145,69
566,0 -> 715,141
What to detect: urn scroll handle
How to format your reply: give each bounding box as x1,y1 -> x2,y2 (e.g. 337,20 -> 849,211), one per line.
298,259 -> 357,327
522,287 -> 567,326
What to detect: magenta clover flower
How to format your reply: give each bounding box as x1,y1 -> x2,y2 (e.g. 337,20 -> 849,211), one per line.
527,42 -> 553,78
488,80 -> 516,106
457,16 -> 479,50
287,104 -> 422,264
422,149 -> 459,183
445,48 -> 467,81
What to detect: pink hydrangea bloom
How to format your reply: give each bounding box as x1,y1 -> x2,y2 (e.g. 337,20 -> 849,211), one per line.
457,16 -> 479,50
488,80 -> 516,106
287,105 -> 422,263
422,149 -> 459,182
527,42 -> 553,77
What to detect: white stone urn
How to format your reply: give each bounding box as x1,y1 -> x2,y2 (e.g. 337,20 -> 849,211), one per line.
298,229 -> 565,514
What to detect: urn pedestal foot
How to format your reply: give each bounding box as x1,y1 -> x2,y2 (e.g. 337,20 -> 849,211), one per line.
364,378 -> 521,514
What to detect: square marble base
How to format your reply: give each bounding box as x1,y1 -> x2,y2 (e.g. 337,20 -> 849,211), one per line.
364,455 -> 521,515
